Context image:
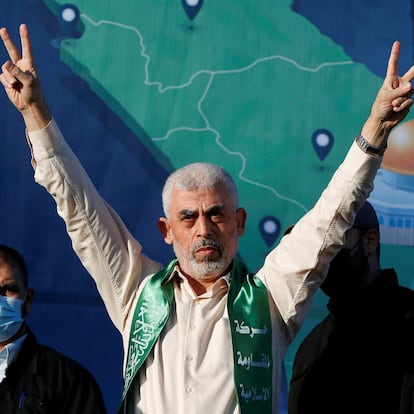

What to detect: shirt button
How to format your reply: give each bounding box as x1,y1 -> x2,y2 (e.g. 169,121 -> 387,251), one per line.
185,387 -> 192,393
186,355 -> 193,361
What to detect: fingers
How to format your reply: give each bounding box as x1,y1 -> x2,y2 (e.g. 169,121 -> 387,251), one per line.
384,40 -> 414,85
19,24 -> 34,65
392,96 -> 413,112
1,61 -> 22,88
385,41 -> 400,88
0,24 -> 35,91
0,26 -> 21,64
402,64 -> 414,83
385,41 -> 414,110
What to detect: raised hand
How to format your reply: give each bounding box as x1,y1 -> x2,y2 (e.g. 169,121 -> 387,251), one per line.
0,24 -> 50,130
369,41 -> 414,132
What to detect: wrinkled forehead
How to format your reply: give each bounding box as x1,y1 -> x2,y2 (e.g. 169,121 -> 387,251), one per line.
170,183 -> 235,211
0,262 -> 12,275
0,262 -> 21,284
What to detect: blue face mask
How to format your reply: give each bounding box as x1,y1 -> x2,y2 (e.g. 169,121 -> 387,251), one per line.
0,295 -> 25,342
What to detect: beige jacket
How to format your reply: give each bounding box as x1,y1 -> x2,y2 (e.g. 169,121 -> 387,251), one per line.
26,119 -> 381,413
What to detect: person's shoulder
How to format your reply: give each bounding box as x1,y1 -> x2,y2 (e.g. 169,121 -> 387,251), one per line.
35,342 -> 77,362
396,283 -> 414,307
21,332 -> 107,412
35,343 -> 94,374
23,330 -> 99,382
295,314 -> 332,355
383,268 -> 414,306
22,336 -> 96,383
399,285 -> 414,297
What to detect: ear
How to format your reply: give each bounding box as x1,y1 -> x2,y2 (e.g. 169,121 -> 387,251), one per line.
157,217 -> 173,244
364,229 -> 380,254
236,208 -> 247,236
22,288 -> 34,317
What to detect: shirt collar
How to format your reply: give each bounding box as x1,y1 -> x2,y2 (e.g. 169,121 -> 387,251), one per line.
0,334 -> 27,382
172,264 -> 231,295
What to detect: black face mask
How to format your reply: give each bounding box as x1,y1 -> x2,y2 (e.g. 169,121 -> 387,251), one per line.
321,232 -> 369,301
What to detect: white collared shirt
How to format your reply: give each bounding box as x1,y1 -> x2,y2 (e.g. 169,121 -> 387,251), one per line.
0,335 -> 27,382
127,269 -> 238,413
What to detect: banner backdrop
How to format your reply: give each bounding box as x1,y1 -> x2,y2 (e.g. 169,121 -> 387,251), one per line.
1,1 -> 414,412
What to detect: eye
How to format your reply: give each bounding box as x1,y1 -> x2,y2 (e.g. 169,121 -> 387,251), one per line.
179,212 -> 196,225
208,209 -> 225,223
211,213 -> 223,221
0,285 -> 19,296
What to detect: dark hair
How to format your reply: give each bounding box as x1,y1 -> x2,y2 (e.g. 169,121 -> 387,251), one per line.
353,201 -> 379,231
0,245 -> 28,288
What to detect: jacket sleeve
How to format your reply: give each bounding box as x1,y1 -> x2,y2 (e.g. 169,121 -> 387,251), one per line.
26,119 -> 163,332
255,142 -> 382,341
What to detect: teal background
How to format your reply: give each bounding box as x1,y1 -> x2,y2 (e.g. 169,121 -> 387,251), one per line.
1,1 -> 414,412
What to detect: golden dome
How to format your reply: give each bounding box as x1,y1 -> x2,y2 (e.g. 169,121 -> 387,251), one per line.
382,119 -> 414,175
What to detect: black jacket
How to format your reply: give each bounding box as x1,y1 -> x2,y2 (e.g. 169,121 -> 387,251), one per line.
288,269 -> 414,414
0,329 -> 107,414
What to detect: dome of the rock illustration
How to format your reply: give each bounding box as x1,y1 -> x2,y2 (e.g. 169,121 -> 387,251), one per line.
382,119 -> 414,175
368,119 -> 414,246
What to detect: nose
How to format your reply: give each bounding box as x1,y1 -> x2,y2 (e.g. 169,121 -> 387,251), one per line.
195,215 -> 213,238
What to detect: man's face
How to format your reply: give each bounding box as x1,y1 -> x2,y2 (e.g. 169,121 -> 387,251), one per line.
0,262 -> 33,347
0,263 -> 25,299
0,262 -> 33,316
158,183 -> 246,281
321,228 -> 370,299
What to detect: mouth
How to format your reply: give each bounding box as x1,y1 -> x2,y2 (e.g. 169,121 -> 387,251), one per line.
195,246 -> 218,259
193,240 -> 221,260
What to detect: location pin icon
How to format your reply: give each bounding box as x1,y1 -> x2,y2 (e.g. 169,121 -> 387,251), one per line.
58,3 -> 80,37
181,0 -> 204,20
259,216 -> 281,247
311,129 -> 334,161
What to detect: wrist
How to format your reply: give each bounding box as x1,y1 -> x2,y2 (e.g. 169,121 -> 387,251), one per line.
355,134 -> 387,157
21,102 -> 52,131
360,116 -> 391,147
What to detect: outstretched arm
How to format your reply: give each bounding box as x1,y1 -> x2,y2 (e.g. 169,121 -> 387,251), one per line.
360,41 -> 414,148
0,24 -> 50,131
0,23 -> 161,330
259,41 -> 414,342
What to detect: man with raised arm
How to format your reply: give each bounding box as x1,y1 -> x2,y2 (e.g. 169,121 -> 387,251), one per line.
1,24 -> 413,414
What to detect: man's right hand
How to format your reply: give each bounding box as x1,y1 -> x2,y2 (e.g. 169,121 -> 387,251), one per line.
0,24 -> 51,131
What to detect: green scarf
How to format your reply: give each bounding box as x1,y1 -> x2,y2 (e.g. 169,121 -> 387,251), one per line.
119,258 -> 273,413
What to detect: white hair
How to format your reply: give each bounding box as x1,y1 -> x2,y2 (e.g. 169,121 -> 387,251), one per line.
162,162 -> 238,218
